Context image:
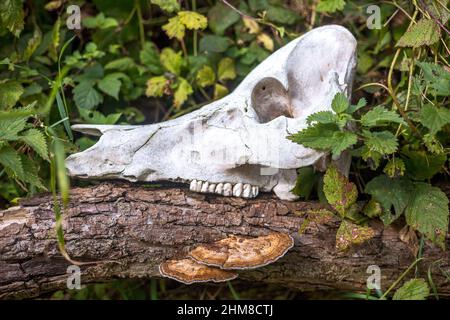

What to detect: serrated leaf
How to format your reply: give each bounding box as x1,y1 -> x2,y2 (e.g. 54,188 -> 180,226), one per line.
23,27 -> 42,61
160,48 -> 183,75
331,92 -> 349,114
363,131 -> 398,154
98,73 -> 122,100
150,0 -> 180,13
173,78 -> 193,109
0,80 -> 24,109
323,165 -> 358,217
307,111 -> 338,125
397,19 -> 440,48
104,57 -> 136,71
405,183 -> 449,248
402,149 -> 446,180
0,0 -> 24,37
73,81 -> 103,109
217,57 -> 236,81
19,155 -> 46,190
208,2 -> 240,35
316,0 -> 346,13
146,76 -> 168,97
419,104 -> 450,134
0,145 -> 24,177
393,279 -> 430,300
417,62 -> 450,96
336,220 -> 375,251
365,175 -> 414,225
139,42 -> 163,74
0,116 -> 27,140
196,65 -> 215,87
361,106 -> 404,127
162,16 -> 185,41
20,129 -> 49,161
178,11 -> 207,30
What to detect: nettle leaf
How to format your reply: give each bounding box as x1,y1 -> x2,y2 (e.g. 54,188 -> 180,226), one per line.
0,0 -> 24,37
150,0 -> 180,13
208,2 -> 240,35
393,279 -> 430,300
419,104 -> 450,134
316,0 -> 346,13
0,145 -> 24,178
160,48 -> 183,75
331,92 -> 349,114
402,149 -> 446,180
73,81 -> 103,109
178,11 -> 207,30
363,131 -> 398,154
20,129 -> 49,161
0,80 -> 24,109
365,175 -> 414,225
360,106 -> 404,127
196,65 -> 215,87
146,76 -> 168,97
173,78 -> 193,109
0,116 -> 27,140
397,19 -> 440,48
347,98 -> 367,114
20,155 -> 46,190
82,13 -> 118,29
405,183 -> 449,248
139,42 -> 163,74
417,62 -> 450,96
217,57 -> 236,81
335,220 -> 375,251
306,111 -> 338,125
323,165 -> 358,217
162,16 -> 185,40
98,73 -> 123,100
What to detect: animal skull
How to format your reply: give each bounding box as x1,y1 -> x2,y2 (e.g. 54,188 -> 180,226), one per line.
66,25 -> 357,201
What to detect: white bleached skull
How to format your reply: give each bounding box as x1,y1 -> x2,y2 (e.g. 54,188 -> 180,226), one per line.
66,25 -> 357,201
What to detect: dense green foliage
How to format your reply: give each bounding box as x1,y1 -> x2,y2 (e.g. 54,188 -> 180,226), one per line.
0,0 -> 449,299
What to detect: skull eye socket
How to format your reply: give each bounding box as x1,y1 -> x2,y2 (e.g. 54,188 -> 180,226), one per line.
262,86 -> 266,91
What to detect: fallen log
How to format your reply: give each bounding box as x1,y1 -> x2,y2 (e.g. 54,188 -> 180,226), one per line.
0,182 -> 449,299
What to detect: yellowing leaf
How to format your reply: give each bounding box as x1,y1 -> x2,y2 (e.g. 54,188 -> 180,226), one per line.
335,220 -> 375,251
397,19 -> 440,48
178,11 -> 207,30
243,17 -> 260,34
173,78 -> 193,108
150,0 -> 180,13
146,76 -> 168,97
213,83 -> 229,100
257,33 -> 274,51
44,0 -> 62,11
217,57 -> 236,81
196,65 -> 216,87
162,16 -> 185,40
323,165 -> 358,217
160,48 -> 183,75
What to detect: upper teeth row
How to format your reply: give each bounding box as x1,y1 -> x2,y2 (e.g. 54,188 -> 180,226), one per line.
189,180 -> 259,199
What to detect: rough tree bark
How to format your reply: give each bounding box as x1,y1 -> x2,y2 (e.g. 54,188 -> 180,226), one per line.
0,182 -> 449,299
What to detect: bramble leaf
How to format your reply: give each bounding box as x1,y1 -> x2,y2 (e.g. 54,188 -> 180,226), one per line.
98,73 -> 123,100
335,220 -> 375,251
73,81 -> 103,109
323,165 -> 358,217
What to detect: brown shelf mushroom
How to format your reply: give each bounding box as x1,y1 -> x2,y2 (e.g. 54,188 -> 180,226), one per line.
159,258 -> 238,284
189,232 -> 294,270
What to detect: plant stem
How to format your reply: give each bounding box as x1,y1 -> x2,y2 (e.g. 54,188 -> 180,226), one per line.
135,0 -> 146,49
379,258 -> 423,299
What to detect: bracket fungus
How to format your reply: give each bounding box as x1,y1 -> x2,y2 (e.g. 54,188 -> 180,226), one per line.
159,258 -> 238,284
189,232 -> 294,269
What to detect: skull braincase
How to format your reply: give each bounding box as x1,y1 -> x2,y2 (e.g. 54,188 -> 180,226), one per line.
66,25 -> 357,201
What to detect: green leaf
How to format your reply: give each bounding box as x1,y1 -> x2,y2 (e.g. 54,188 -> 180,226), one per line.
402,149 -> 446,180
78,108 -> 122,125
73,81 -> 103,109
146,76 -> 168,97
0,80 -> 24,109
405,183 -> 449,248
323,165 -> 358,217
20,128 -> 49,161
266,5 -> 299,25
196,65 -> 216,87
291,166 -> 317,199
150,0 -> 180,13
139,42 -> 163,74
213,83 -> 229,100
360,106 -> 405,127
208,2 -> 240,35
396,19 -> 440,48
23,27 -> 42,61
217,57 -> 236,81
363,131 -> 398,154
178,11 -> 207,30
104,57 -> 136,71
0,116 -> 27,140
162,16 -> 185,41
82,13 -> 118,29
98,73 -> 123,100
335,220 -> 375,251
19,155 -> 46,190
383,158 -> 406,178
330,131 -> 358,158
316,0 -> 346,13
199,35 -> 231,53
173,78 -> 193,109
393,279 -> 430,300
0,145 -> 24,177
419,104 -> 450,134
331,92 -> 349,114
160,48 -> 183,75
306,111 -> 338,125
0,0 -> 24,37
417,62 -> 450,96
365,175 -> 414,225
